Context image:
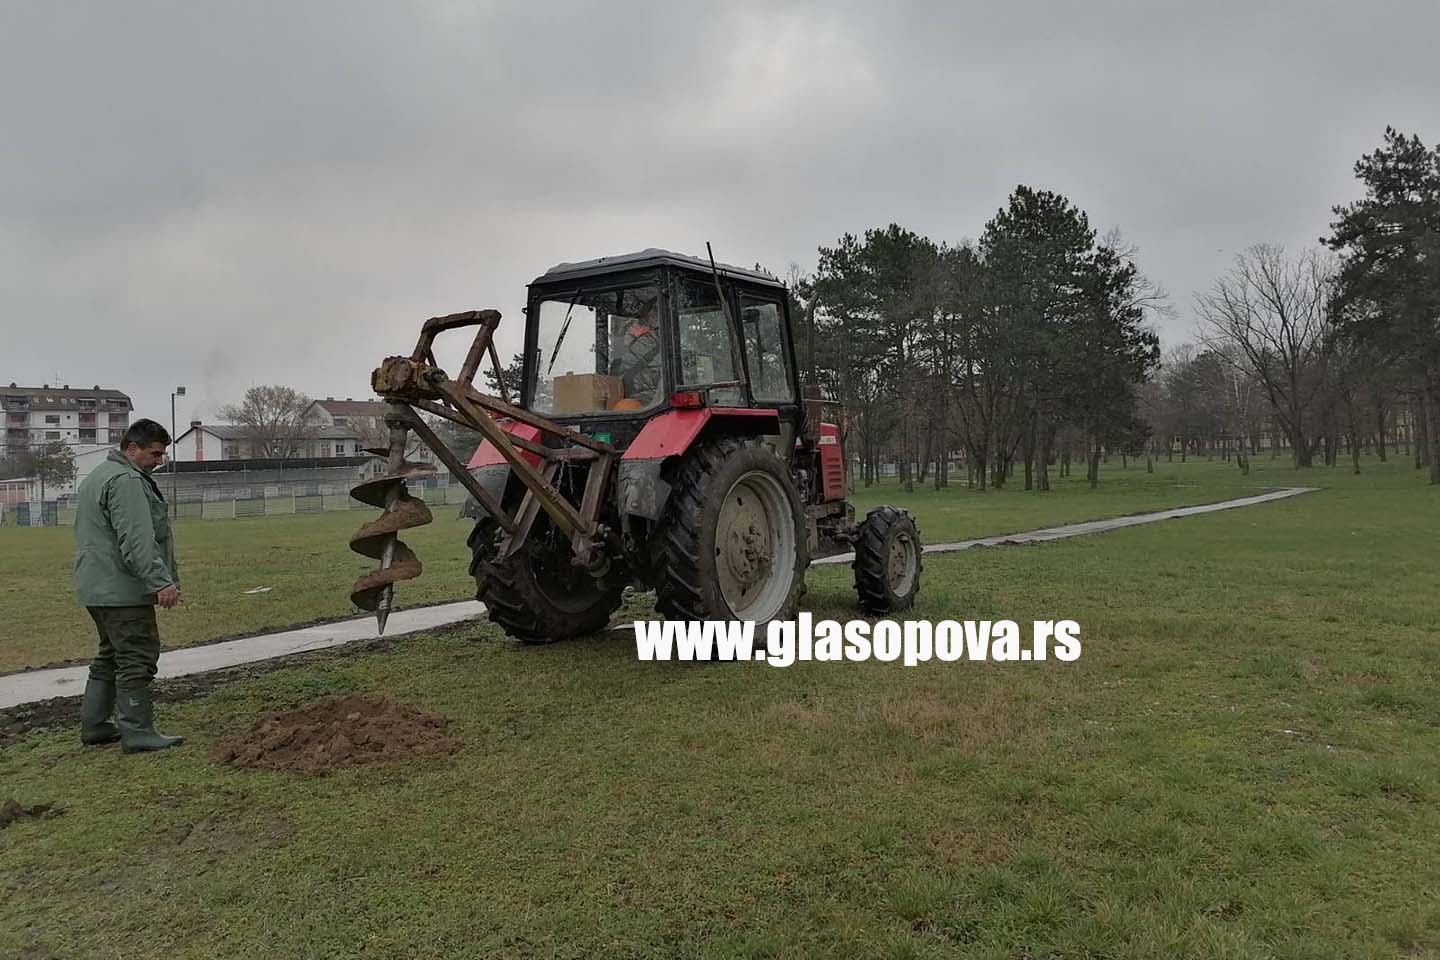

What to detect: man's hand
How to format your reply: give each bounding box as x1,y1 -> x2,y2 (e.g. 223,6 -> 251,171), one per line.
156,584 -> 181,609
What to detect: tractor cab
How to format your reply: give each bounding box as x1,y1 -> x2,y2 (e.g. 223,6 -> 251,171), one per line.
522,249 -> 802,449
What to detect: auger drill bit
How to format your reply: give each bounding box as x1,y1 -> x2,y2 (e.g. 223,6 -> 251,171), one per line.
349,414 -> 435,634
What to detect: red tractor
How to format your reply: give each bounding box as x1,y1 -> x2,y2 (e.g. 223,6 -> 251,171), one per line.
349,248 -> 921,640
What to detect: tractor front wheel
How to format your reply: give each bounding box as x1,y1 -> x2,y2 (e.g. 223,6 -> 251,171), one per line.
853,505 -> 922,614
468,520 -> 625,642
654,438 -> 809,625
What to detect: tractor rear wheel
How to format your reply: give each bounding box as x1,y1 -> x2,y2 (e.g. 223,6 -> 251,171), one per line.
468,518 -> 625,642
654,438 -> 809,625
853,505 -> 922,614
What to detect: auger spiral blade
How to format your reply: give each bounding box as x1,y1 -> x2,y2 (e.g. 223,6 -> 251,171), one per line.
349,423 -> 435,634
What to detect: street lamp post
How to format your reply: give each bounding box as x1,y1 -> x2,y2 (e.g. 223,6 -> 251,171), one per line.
171,386 -> 186,518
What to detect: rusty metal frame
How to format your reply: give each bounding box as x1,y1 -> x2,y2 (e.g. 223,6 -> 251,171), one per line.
369,309 -> 615,567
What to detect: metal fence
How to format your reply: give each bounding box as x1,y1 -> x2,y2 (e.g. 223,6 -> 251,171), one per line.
1,478 -> 467,527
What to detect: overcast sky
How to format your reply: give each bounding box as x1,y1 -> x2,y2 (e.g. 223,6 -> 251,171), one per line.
3,1 -> 1437,427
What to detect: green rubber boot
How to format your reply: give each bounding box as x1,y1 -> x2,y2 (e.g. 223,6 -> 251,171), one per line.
115,686 -> 185,754
80,678 -> 121,746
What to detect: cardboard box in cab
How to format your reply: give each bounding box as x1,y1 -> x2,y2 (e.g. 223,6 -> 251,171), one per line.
552,373 -> 624,413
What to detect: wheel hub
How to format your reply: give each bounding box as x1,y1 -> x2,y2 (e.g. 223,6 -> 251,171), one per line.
722,509 -> 772,592
714,470 -> 796,620
887,533 -> 917,596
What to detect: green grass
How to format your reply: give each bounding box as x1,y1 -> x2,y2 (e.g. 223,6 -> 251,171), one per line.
4,457 -> 1439,958
2,458 -> 1268,673
0,507 -> 479,672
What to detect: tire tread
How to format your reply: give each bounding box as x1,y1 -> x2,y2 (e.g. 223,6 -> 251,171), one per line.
852,505 -> 922,614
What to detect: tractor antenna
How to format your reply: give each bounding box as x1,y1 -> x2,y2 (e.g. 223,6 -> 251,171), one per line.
705,242 -> 727,306
806,294 -> 818,387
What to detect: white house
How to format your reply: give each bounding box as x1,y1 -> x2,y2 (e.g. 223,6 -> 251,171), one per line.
306,397 -> 433,460
164,395 -> 438,464
309,398 -> 388,438
170,420 -> 369,462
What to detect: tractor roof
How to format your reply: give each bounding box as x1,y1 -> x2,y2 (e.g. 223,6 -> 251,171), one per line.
535,248 -> 786,290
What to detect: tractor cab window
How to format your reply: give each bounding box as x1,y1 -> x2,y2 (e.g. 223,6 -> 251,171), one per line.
738,294 -> 795,403
529,284 -> 663,415
676,280 -> 742,405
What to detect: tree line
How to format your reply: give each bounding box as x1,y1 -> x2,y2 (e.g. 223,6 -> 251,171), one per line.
1170,128 -> 1438,481
795,129 -> 1440,488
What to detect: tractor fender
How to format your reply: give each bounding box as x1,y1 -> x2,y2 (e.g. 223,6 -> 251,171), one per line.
468,422 -> 543,469
621,408 -> 778,460
619,408 -> 780,520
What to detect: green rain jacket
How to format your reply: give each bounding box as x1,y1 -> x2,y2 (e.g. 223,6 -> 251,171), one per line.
73,450 -> 180,606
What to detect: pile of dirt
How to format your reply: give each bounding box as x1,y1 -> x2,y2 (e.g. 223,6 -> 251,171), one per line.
1,798 -> 62,830
214,695 -> 459,774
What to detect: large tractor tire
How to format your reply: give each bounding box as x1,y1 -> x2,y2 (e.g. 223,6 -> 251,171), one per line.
468,518 -> 625,643
654,438 -> 809,624
853,505 -> 922,614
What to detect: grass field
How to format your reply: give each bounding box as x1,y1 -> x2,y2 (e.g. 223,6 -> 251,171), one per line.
3,457 -> 1438,958
0,460 -> 1268,673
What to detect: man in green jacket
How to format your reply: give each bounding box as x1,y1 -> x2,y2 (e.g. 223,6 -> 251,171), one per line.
73,419 -> 185,753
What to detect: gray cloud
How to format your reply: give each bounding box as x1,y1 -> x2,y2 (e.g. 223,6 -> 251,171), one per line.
3,0 -> 1437,425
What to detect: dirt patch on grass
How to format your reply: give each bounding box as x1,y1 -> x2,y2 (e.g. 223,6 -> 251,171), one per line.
156,813 -> 295,865
214,694 -> 459,774
1,798 -> 62,829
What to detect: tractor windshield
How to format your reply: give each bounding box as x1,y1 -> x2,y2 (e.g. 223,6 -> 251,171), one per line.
528,284 -> 663,416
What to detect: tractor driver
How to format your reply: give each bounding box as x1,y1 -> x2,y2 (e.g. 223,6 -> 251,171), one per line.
608,295 -> 662,407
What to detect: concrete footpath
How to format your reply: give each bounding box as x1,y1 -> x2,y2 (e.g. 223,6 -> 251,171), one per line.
0,601 -> 485,711
0,486 -> 1315,710
814,485 -> 1317,564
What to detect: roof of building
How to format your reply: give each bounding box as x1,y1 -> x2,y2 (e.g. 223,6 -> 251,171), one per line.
26,401 -> 132,412
1,385 -> 132,408
311,398 -> 388,418
187,424 -> 250,441
177,423 -> 364,443
536,248 -> 786,289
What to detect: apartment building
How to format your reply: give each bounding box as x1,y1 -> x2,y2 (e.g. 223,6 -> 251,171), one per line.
1,383 -> 133,459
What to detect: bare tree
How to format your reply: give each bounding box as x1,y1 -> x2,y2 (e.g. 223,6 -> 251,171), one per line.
1161,344 -> 1200,461
1196,244 -> 1336,468
1134,379 -> 1165,472
219,385 -> 323,460
1326,333 -> 1373,475
347,412 -> 434,462
1204,344 -> 1262,474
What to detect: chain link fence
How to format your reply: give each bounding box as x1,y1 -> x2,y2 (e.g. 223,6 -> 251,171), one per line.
2,477 -> 467,527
